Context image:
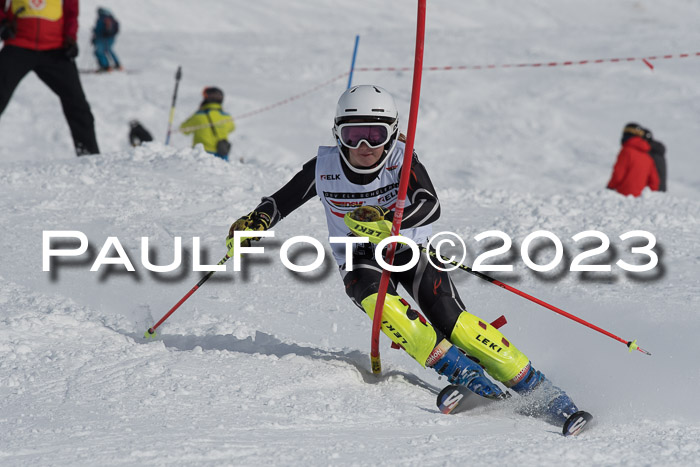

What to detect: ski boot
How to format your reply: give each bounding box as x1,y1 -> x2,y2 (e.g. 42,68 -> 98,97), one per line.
509,363 -> 579,425
429,340 -> 508,400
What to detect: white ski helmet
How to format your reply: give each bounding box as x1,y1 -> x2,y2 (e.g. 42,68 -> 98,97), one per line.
333,85 -> 400,174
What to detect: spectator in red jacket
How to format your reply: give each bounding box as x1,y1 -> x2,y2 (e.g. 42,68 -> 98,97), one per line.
0,0 -> 99,155
606,123 -> 659,197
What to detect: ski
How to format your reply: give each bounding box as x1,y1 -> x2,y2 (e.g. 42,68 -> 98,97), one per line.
562,410 -> 593,437
436,384 -> 593,436
437,384 -> 469,414
79,68 -> 139,75
436,384 -> 501,415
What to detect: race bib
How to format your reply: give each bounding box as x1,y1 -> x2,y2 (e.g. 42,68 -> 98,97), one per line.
15,0 -> 62,21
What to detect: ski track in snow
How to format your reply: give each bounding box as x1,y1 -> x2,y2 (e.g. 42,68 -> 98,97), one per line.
2,0 -> 700,465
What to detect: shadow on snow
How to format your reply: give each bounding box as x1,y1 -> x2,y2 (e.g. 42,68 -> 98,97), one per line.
126,329 -> 441,393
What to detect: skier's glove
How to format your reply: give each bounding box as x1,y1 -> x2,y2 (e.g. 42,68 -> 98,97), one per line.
349,205 -> 392,222
344,205 -> 394,244
226,211 -> 271,256
63,37 -> 79,59
0,17 -> 17,41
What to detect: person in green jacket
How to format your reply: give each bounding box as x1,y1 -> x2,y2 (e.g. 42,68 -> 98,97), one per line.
180,86 -> 235,161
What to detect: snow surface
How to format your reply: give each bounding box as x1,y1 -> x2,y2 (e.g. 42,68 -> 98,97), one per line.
2,0 -> 700,465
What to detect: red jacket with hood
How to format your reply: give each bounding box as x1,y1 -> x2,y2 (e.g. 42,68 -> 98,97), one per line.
607,136 -> 660,197
0,0 -> 78,51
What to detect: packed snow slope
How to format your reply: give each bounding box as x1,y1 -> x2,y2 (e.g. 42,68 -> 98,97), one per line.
2,1 -> 700,465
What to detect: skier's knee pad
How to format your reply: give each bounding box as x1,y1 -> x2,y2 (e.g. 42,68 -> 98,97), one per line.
361,293 -> 440,367
449,311 -> 530,384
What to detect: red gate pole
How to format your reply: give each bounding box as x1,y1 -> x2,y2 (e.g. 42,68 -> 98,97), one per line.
370,0 -> 427,374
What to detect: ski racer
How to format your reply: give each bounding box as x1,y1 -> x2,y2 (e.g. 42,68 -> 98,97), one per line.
226,84 -> 583,426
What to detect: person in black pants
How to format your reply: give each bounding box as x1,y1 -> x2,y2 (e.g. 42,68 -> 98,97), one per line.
649,139 -> 667,192
0,0 -> 99,155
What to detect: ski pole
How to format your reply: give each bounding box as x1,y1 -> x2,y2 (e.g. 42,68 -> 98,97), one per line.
144,253 -> 229,337
370,0 -> 427,375
423,248 -> 651,355
164,65 -> 182,145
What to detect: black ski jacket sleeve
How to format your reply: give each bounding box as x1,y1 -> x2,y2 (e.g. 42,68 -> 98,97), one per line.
250,152 -> 440,229
391,152 -> 441,228
251,157 -> 318,228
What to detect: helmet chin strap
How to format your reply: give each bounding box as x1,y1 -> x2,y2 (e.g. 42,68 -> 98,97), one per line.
336,137 -> 398,175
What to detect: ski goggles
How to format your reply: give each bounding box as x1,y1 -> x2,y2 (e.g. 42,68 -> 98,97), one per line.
337,122 -> 394,149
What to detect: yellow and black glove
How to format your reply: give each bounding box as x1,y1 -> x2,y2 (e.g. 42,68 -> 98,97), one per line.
343,205 -> 394,244
226,211 -> 272,256
349,205 -> 391,222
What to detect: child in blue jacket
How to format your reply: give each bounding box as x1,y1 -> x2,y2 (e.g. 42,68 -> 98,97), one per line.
92,7 -> 121,72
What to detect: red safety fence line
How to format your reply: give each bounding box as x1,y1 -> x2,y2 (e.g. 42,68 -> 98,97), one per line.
236,72 -> 348,120
234,52 -> 699,120
354,51 -> 700,72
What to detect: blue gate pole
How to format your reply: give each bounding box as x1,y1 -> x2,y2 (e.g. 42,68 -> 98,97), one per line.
347,35 -> 360,89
